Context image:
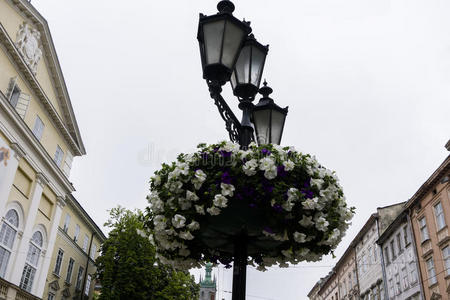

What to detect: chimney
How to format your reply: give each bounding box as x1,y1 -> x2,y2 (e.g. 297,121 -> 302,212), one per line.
446,139 -> 450,151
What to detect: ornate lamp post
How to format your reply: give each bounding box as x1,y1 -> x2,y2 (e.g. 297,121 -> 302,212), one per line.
197,1 -> 288,299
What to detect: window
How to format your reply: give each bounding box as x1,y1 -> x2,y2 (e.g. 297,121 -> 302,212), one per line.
434,202 -> 446,231
373,246 -> 377,262
85,274 -> 92,295
54,249 -> 64,275
83,234 -> 89,252
402,267 -> 409,291
390,240 -> 396,260
343,279 -> 347,295
410,264 -> 418,284
32,116 -> 44,141
395,274 -> 401,294
53,145 -> 64,167
0,210 -> 19,278
90,244 -> 97,259
426,257 -> 437,285
47,293 -> 55,300
9,84 -> 21,108
65,258 -> 74,283
403,226 -> 410,245
396,233 -> 402,253
384,247 -> 390,265
20,231 -> 43,292
74,224 -> 80,242
75,266 -> 84,291
62,151 -> 73,177
443,246 -> 450,275
348,272 -> 352,291
418,217 -> 429,242
63,214 -> 70,233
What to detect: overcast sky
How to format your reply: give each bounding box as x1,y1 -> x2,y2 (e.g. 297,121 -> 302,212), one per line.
31,0 -> 450,299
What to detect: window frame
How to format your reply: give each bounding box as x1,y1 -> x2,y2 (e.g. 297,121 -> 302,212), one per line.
32,115 -> 44,141
418,217 -> 430,242
434,202 -> 446,231
54,248 -> 64,275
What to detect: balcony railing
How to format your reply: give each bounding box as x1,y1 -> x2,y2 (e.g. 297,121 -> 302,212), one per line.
0,277 -> 41,300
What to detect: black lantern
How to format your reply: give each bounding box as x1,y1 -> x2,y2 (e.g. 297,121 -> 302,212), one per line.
231,35 -> 269,99
252,82 -> 288,145
197,0 -> 251,83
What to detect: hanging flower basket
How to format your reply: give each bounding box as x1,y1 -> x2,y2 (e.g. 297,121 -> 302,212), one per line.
144,141 -> 354,271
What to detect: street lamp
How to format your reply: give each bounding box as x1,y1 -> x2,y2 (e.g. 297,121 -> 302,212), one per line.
197,2 -> 289,300
253,81 -> 288,145
231,35 -> 269,100
197,0 -> 251,83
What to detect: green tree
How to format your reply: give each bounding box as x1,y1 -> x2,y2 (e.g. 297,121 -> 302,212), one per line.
95,207 -> 199,300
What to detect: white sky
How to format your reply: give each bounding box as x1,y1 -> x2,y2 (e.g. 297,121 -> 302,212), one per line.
31,0 -> 450,299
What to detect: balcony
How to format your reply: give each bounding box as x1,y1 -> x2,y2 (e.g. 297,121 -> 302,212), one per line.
0,277 -> 41,300
437,226 -> 450,246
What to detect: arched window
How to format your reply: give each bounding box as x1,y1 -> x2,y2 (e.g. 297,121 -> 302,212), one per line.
0,209 -> 19,277
20,231 -> 43,292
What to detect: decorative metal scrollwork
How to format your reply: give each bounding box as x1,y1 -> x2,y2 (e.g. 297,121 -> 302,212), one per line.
208,81 -> 241,143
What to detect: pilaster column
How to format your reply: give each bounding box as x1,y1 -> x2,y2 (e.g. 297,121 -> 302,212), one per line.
10,172 -> 48,286
35,196 -> 66,297
0,143 -> 26,212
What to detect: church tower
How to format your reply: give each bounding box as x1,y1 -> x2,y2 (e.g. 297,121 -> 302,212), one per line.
199,263 -> 216,300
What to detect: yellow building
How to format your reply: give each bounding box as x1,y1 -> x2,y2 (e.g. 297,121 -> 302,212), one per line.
0,1 -> 104,299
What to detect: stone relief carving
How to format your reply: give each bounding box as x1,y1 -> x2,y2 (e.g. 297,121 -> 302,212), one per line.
15,22 -> 42,75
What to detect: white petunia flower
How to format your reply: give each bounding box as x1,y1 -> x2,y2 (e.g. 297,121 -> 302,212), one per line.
176,163 -> 190,176
310,178 -> 324,189
136,229 -> 147,238
243,159 -> 258,176
287,188 -> 299,202
213,194 -> 228,208
282,200 -> 295,212
154,215 -> 166,232
259,157 -> 275,171
264,165 -> 278,180
302,198 -> 318,210
299,215 -> 314,227
221,183 -> 235,197
195,205 -> 205,215
315,217 -> 329,232
151,175 -> 161,186
195,169 -> 207,182
186,190 -> 199,202
293,232 -> 307,243
172,214 -> 186,228
187,221 -> 200,231
283,160 -> 295,171
179,248 -> 190,257
179,231 -> 194,240
207,206 -> 221,216
178,198 -> 192,210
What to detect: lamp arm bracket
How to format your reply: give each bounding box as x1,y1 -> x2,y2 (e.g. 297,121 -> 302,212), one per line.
208,81 -> 241,143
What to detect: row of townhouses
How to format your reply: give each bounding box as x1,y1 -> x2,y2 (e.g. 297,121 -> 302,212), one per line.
308,141 -> 450,300
0,0 -> 105,300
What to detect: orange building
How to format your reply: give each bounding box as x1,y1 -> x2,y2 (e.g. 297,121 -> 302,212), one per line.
406,142 -> 450,300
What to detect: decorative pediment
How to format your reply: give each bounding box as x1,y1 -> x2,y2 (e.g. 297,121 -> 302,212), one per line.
431,292 -> 442,300
48,280 -> 60,291
15,22 -> 42,75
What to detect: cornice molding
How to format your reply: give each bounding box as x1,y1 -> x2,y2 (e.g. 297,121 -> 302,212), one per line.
36,172 -> 49,187
10,142 -> 26,159
56,196 -> 66,208
0,21 -> 83,156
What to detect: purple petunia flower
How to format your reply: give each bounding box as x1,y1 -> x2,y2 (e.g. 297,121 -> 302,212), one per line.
249,203 -> 257,208
221,171 -> 233,184
261,148 -> 271,156
277,165 -> 287,177
263,226 -> 274,234
220,150 -> 232,158
273,204 -> 283,213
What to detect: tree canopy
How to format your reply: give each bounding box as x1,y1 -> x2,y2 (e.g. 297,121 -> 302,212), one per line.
95,207 -> 199,300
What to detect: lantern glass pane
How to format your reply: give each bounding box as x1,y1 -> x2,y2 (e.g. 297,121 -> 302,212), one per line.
250,47 -> 266,86
235,45 -> 251,84
203,20 -> 225,65
231,71 -> 237,90
253,109 -> 271,145
222,21 -> 246,68
271,110 -> 286,145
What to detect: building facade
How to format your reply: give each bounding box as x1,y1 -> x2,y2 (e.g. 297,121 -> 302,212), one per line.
318,271 -> 339,300
406,153 -> 450,300
43,195 -> 105,300
199,263 -> 216,300
336,246 -> 359,300
0,1 -> 103,299
355,204 -> 403,300
377,210 -> 423,300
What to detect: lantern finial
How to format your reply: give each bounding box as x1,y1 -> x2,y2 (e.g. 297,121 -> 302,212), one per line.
259,80 -> 273,100
217,0 -> 235,13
